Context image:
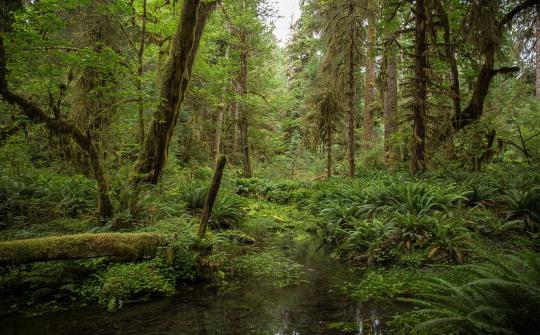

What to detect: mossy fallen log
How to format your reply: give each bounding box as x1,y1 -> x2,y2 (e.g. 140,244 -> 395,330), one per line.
0,233 -> 169,266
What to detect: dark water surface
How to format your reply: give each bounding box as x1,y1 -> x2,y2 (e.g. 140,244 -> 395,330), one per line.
0,240 -> 395,335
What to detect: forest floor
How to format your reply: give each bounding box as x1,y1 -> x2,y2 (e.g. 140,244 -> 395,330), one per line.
1,165 -> 539,334
0,199 -> 381,334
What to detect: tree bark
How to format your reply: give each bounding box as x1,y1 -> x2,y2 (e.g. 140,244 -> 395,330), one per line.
87,142 -> 114,223
238,32 -> 252,178
362,0 -> 376,151
214,42 -> 229,158
346,7 -> 356,177
214,105 -> 225,157
133,0 -> 217,186
383,42 -> 398,166
411,0 -> 427,175
326,129 -> 332,178
137,0 -> 148,147
0,233 -> 169,266
434,0 -> 460,117
197,155 -> 227,238
239,112 -> 251,177
233,85 -> 240,157
452,42 -> 495,130
536,4 -> 540,98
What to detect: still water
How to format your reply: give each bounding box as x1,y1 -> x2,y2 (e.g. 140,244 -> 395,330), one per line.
1,240 -> 394,334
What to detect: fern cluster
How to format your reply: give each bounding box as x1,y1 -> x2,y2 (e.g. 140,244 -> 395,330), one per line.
408,253 -> 540,335
313,179 -> 472,263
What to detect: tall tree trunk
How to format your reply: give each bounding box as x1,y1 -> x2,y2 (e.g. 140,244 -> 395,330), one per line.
383,42 -> 398,166
346,16 -> 356,177
362,0 -> 376,150
133,0 -> 217,186
87,143 -> 114,223
215,42 -> 230,159
238,33 -> 252,178
411,0 -> 427,175
536,3 -> 540,98
137,0 -> 147,147
239,113 -> 251,177
214,106 -> 225,158
434,0 -> 460,117
326,129 -> 332,178
232,86 -> 240,158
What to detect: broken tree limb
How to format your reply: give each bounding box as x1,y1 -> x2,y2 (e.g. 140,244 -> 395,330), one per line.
0,233 -> 169,266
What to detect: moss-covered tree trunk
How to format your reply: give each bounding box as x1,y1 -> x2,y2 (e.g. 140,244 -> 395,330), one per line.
137,0 -> 148,147
0,233 -> 169,265
238,33 -> 252,178
383,43 -> 398,166
326,129 -> 332,178
214,106 -> 225,158
411,0 -> 427,175
346,20 -> 356,178
133,0 -> 217,186
433,0 -> 460,119
198,155 -> 227,238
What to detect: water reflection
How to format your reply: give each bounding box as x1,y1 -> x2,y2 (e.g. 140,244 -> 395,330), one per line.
0,241 -> 396,335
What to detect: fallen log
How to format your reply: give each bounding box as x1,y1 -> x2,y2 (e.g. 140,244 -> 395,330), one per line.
0,233 -> 169,266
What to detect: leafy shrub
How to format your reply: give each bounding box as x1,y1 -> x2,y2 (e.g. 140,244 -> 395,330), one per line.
233,178 -> 305,204
408,253 -> 540,335
312,176 -> 477,263
161,231 -> 201,281
349,268 -> 422,303
230,250 -> 303,287
98,259 -> 176,310
317,203 -> 361,247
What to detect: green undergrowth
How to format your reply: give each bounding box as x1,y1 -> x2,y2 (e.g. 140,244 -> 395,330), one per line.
226,249 -> 304,288
229,165 -> 539,335
210,199 -> 315,292
242,200 -> 317,239
0,229 -> 201,314
1,163 -> 538,327
385,253 -> 540,335
345,265 -> 473,304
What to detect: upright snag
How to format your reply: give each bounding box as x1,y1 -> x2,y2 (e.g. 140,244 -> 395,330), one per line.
197,155 -> 227,238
